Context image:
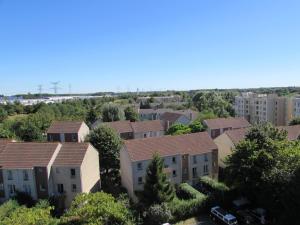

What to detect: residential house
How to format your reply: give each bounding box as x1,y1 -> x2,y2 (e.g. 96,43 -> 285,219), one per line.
214,125 -> 300,168
203,117 -> 250,139
234,92 -> 293,126
120,132 -> 218,200
161,112 -> 191,130
102,120 -> 165,139
47,121 -> 90,143
0,142 -> 100,208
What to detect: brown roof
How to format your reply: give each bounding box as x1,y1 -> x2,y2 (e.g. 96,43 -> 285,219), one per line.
104,120 -> 165,134
0,139 -> 11,155
204,117 -> 250,130
53,143 -> 91,166
124,132 -> 217,161
160,112 -> 186,123
47,121 -> 84,134
0,142 -> 60,169
278,125 -> 300,141
225,128 -> 248,145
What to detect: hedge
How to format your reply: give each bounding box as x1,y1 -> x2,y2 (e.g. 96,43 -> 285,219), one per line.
169,183 -> 208,221
198,176 -> 229,193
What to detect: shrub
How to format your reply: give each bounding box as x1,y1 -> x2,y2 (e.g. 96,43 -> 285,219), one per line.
144,203 -> 173,225
198,176 -> 230,193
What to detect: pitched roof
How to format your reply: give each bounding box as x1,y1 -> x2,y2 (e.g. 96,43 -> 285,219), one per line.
124,132 -> 217,162
47,121 -> 84,134
278,125 -> 300,141
225,128 -> 248,145
53,143 -> 91,166
103,121 -> 132,133
0,142 -> 60,169
0,139 -> 12,155
160,112 -> 187,123
204,117 -> 250,130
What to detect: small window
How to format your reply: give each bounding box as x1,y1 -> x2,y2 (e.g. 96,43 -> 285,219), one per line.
70,168 -> 76,178
143,133 -> 147,138
23,170 -> 29,181
8,184 -> 15,195
203,165 -> 208,174
138,177 -> 143,184
57,184 -> 64,193
71,134 -> 77,141
192,167 -> 198,178
7,170 -> 13,180
40,184 -> 46,192
204,153 -> 208,162
172,157 -> 176,164
71,184 -> 77,192
137,163 -> 143,170
193,155 -> 197,164
172,170 -> 177,177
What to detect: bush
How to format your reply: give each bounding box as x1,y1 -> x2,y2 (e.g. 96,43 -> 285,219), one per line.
13,191 -> 35,208
144,203 -> 173,225
169,183 -> 207,221
198,176 -> 229,193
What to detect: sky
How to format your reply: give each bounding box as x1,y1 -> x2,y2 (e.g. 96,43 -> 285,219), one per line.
0,0 -> 300,95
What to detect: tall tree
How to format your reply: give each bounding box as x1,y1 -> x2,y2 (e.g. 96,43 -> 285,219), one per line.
102,104 -> 124,122
0,107 -> 8,122
124,107 -> 139,122
140,154 -> 175,206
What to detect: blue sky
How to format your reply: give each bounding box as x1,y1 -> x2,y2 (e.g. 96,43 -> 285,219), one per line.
0,0 -> 300,94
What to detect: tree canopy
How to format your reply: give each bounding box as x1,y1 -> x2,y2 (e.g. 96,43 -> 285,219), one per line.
124,107 -> 138,122
101,104 -> 124,122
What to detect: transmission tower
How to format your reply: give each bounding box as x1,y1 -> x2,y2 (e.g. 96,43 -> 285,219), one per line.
51,81 -> 60,94
37,84 -> 43,95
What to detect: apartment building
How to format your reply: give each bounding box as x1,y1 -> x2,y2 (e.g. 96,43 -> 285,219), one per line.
0,142 -> 100,208
203,117 -> 250,139
214,125 -> 300,167
102,120 -> 165,140
235,93 -> 293,126
120,132 -> 218,200
293,97 -> 300,118
47,121 -> 90,143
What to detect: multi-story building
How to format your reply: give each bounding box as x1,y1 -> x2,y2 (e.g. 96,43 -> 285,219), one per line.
293,97 -> 300,118
120,132 -> 218,200
235,93 -> 293,126
0,142 -> 100,208
101,120 -> 165,140
47,121 -> 90,143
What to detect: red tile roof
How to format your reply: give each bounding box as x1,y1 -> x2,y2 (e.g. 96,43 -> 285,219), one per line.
204,117 -> 250,130
160,112 -> 186,123
47,121 -> 84,134
103,121 -> 132,133
0,142 -> 60,169
53,143 -> 92,166
124,132 -> 217,162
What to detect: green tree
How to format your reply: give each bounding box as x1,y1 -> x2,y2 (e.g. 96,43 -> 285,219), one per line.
140,154 -> 175,206
189,121 -> 205,133
61,192 -> 134,225
166,124 -> 191,135
86,107 -> 98,126
88,125 -> 122,175
289,117 -> 300,125
102,104 -> 124,122
124,107 -> 138,122
0,107 -> 8,122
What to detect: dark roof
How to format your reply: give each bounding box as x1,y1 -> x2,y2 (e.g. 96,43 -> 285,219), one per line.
124,132 -> 217,162
0,142 -> 60,169
160,112 -> 187,123
47,121 -> 85,134
204,117 -> 250,130
53,143 -> 92,166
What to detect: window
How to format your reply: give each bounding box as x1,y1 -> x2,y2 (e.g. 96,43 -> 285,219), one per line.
40,184 -> 46,192
70,168 -> 76,178
192,167 -> 198,178
71,184 -> 77,192
203,165 -> 208,175
57,184 -> 64,193
143,133 -> 147,138
204,153 -> 208,162
7,170 -> 13,180
8,184 -> 15,196
193,155 -> 197,164
138,177 -> 143,185
137,163 -> 143,170
23,170 -> 29,181
172,170 -> 177,177
172,157 -> 176,164
71,134 -> 77,141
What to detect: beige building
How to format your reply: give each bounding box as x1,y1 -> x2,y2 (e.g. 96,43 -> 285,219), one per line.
293,97 -> 300,118
120,132 -> 218,200
214,125 -> 300,168
235,93 -> 293,126
203,117 -> 250,139
0,142 -> 100,208
47,121 -> 90,143
101,120 -> 165,140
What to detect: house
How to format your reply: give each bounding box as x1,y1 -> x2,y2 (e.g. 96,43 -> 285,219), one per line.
102,120 -> 165,140
203,117 -> 250,139
0,142 -> 100,208
160,112 -> 191,129
120,132 -> 218,200
214,124 -> 300,168
47,121 -> 90,143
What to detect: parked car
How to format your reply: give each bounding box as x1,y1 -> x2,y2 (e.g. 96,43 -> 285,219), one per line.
210,206 -> 238,225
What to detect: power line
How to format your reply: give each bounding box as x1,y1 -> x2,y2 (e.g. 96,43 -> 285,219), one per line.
50,81 -> 61,94
37,84 -> 43,95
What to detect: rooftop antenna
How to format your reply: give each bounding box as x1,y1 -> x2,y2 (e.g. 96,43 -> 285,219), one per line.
37,84 -> 43,95
51,81 -> 60,95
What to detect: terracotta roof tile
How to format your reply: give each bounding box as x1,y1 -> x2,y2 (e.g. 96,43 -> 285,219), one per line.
0,142 -> 60,169
47,121 -> 84,133
204,117 -> 250,130
124,132 -> 217,162
53,143 -> 91,166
